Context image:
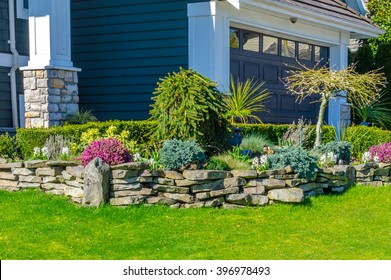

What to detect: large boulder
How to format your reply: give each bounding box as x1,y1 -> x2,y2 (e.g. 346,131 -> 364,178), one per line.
83,157 -> 110,207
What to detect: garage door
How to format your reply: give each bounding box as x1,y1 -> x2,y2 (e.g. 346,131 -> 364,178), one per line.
0,67 -> 12,127
230,27 -> 329,124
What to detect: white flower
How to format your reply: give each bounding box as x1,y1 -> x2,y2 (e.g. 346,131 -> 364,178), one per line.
41,147 -> 49,157
148,158 -> 155,165
260,155 -> 268,165
133,153 -> 141,162
362,151 -> 371,163
252,157 -> 259,166
320,154 -> 327,164
327,152 -> 337,163
61,147 -> 69,155
33,147 -> 41,157
373,155 -> 380,163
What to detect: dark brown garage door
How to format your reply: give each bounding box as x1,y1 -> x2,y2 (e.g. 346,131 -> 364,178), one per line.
230,27 -> 329,124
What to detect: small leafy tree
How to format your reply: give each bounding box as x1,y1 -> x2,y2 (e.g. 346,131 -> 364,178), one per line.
150,68 -> 230,150
367,0 -> 391,47
284,63 -> 386,147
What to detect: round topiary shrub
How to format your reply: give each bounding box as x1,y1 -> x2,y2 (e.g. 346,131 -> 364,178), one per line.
150,68 -> 230,151
80,138 -> 132,166
159,139 -> 205,171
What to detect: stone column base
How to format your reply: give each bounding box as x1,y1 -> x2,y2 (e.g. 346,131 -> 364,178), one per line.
22,67 -> 81,128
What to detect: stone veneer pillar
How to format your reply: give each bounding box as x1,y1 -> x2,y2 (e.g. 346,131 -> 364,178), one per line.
23,68 -> 80,128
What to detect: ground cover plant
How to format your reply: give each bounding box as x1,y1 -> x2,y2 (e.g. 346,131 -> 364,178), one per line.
0,186 -> 390,260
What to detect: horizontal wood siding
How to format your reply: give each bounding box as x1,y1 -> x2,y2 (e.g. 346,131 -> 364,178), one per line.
71,0 -> 205,121
0,0 -> 10,53
0,67 -> 12,127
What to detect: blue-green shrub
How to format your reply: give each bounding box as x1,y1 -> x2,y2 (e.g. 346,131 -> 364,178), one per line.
268,147 -> 318,178
159,139 -> 206,170
314,141 -> 352,164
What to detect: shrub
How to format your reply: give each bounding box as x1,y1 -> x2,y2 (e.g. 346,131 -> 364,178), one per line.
281,119 -> 314,148
0,133 -> 17,160
369,142 -> 391,163
65,108 -> 98,125
206,157 -> 231,171
16,120 -> 156,159
44,135 -> 73,160
150,68 -> 230,150
268,147 -> 318,178
159,139 -> 205,171
313,141 -> 352,165
80,138 -> 132,166
211,153 -> 252,170
239,133 -> 273,154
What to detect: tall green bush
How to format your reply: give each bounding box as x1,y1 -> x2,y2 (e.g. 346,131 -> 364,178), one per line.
0,133 -> 17,160
149,68 -> 230,150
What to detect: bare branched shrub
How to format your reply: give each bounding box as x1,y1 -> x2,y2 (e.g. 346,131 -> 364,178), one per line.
44,135 -> 73,160
281,118 -> 313,148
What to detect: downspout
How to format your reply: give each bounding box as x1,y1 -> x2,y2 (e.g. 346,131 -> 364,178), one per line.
8,0 -> 20,128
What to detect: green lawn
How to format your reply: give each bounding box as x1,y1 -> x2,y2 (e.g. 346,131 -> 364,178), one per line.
0,186 -> 390,260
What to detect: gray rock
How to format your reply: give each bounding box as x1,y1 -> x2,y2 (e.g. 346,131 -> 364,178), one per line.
331,187 -> 345,193
266,169 -> 286,176
374,167 -> 391,177
226,193 -> 252,205
18,182 -> 41,189
82,157 -> 111,207
0,172 -> 17,181
260,178 -> 286,190
299,182 -> 318,192
111,188 -> 155,197
356,181 -> 383,187
356,169 -> 374,178
195,192 -> 211,200
64,186 -> 84,198
354,163 -> 377,171
305,188 -> 324,197
110,162 -> 149,170
45,189 -> 65,195
111,183 -> 143,191
184,202 -> 205,209
146,196 -> 177,205
41,183 -> 67,190
0,186 -> 19,191
224,177 -> 247,188
374,176 -> 391,182
0,179 -> 18,188
284,166 -> 295,174
61,171 -> 75,181
65,180 -> 84,188
152,184 -> 189,194
0,157 -> 6,164
209,187 -> 239,198
356,177 -> 373,182
0,162 -> 22,169
328,179 -> 348,187
222,203 -> 245,209
243,185 -> 265,195
285,179 -> 307,187
251,195 -> 269,206
175,179 -> 205,187
139,169 -> 165,177
111,176 -> 153,184
109,196 -> 145,206
24,160 -> 47,168
230,170 -> 257,179
111,169 -> 139,179
183,170 -> 230,180
164,171 -> 184,180
46,160 -> 79,167
42,176 -> 59,184
153,177 -> 175,185
36,167 -> 63,177
268,188 -> 304,203
191,179 -> 225,193
19,175 -> 42,183
163,193 -> 195,203
66,166 -> 85,178
12,168 -> 35,176
204,197 -> 224,208
270,174 -> 299,180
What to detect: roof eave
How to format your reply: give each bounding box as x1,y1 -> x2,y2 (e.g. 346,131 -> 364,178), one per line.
241,0 -> 384,39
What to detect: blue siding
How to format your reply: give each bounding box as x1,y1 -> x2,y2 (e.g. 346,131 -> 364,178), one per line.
0,0 -> 10,53
71,0 -> 206,121
0,67 -> 12,127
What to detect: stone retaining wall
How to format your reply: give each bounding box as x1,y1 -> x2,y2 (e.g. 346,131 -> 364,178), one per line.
0,159 -> 390,208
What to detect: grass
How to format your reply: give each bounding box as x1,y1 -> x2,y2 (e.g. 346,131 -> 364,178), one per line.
0,186 -> 390,260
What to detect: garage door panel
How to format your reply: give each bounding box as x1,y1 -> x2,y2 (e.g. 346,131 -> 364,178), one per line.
263,64 -> 279,84
280,95 -> 296,112
230,59 -> 240,80
243,62 -> 260,80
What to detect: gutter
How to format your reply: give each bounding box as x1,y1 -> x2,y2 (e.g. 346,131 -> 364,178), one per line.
8,0 -> 20,128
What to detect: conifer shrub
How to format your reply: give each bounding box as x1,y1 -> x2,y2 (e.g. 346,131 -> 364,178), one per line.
313,141 -> 352,164
268,147 -> 318,179
159,139 -> 205,171
80,138 -> 132,166
150,68 -> 230,151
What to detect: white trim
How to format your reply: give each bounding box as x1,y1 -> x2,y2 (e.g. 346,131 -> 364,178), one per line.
0,53 -> 29,68
16,0 -> 28,20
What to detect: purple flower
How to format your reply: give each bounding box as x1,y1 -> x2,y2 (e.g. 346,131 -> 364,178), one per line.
369,142 -> 391,164
80,138 -> 132,166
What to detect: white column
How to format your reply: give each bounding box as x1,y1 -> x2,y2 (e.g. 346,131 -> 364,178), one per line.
25,0 -> 76,69
188,2 -> 230,91
328,33 -> 350,135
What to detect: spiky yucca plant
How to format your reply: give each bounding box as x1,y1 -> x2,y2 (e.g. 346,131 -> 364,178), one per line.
225,75 -> 270,124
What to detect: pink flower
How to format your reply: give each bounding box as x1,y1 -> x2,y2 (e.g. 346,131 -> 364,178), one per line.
369,142 -> 391,164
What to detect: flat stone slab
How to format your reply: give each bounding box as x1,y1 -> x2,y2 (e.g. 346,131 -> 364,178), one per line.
0,179 -> 18,188
251,195 -> 269,206
46,160 -> 80,167
41,183 -> 67,190
259,178 -> 286,190
111,183 -> 143,191
111,162 -> 149,170
191,179 -> 224,193
111,169 -> 139,179
268,188 -> 304,203
226,193 -> 252,205
164,171 -> 184,180
24,160 -> 47,168
0,172 -> 18,181
210,187 -> 239,198
0,162 -> 23,169
152,184 -> 189,194
183,170 -> 230,180
230,170 -> 257,179
163,193 -> 195,204
36,167 -> 63,176
146,196 -> 177,205
12,168 -> 35,176
109,196 -> 145,206
65,166 -> 85,178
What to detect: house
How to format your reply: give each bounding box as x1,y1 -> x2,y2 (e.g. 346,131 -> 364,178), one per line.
0,0 -> 383,130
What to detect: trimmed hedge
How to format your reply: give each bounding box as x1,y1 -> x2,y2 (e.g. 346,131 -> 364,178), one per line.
16,120 -> 157,159
236,124 -> 336,149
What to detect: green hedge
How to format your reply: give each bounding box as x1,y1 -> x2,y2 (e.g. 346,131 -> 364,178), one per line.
16,120 -> 157,159
236,124 -> 336,149
345,126 -> 391,159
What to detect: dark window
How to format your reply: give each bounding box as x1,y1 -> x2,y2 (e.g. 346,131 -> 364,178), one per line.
23,0 -> 29,9
315,46 -> 329,62
243,32 -> 259,52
